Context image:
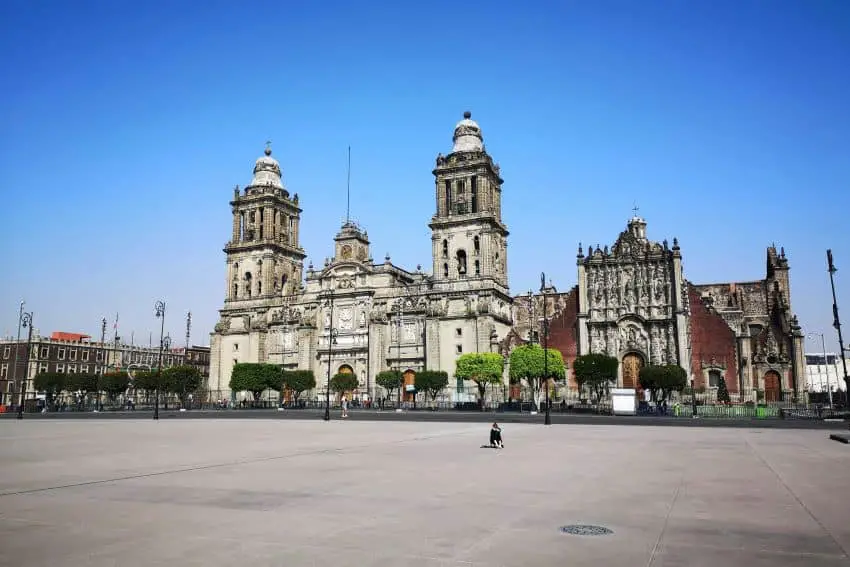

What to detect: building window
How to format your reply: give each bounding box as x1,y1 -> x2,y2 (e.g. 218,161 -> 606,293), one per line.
56,364 -> 65,373
456,328 -> 462,337
444,180 -> 452,213
96,352 -> 103,362
456,345 -> 463,354
475,260 -> 480,276
70,349 -> 77,360
456,250 -> 467,276
3,346 -> 9,358
473,236 -> 480,255
39,363 -> 48,373
58,348 -> 66,360
67,365 -> 77,374
40,347 -> 49,358
443,263 -> 449,278
233,344 -> 239,351
0,364 -> 6,378
470,176 -> 478,213
81,365 -> 89,373
708,369 -> 721,388
82,351 -> 89,361
442,240 -> 448,258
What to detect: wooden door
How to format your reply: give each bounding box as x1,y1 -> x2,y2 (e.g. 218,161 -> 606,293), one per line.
622,353 -> 644,390
403,370 -> 416,402
764,371 -> 781,402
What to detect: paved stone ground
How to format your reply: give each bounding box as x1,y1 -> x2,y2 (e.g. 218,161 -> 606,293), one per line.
0,420 -> 848,567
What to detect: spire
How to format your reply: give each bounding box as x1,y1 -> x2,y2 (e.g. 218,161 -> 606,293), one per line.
346,146 -> 351,223
452,111 -> 484,153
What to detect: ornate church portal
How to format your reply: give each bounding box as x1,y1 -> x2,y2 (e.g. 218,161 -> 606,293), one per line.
622,353 -> 644,391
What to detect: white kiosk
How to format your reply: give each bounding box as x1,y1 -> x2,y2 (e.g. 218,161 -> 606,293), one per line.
611,388 -> 637,415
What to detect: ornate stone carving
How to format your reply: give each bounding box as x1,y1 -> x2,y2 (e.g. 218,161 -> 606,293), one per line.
338,307 -> 353,330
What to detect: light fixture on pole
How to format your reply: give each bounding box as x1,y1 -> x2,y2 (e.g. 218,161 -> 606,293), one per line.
154,300 -> 167,421
323,288 -> 336,422
10,300 -> 24,408
17,311 -> 34,420
541,273 -> 551,426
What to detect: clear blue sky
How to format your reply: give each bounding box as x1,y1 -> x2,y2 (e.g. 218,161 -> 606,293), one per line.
1,1 -> 848,356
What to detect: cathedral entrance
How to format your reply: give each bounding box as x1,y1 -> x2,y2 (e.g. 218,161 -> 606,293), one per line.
337,365 -> 355,401
763,371 -> 781,402
622,353 -> 644,391
403,369 -> 416,402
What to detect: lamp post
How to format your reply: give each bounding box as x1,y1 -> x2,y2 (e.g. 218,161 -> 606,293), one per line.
17,311 -> 34,420
540,273 -> 551,426
691,378 -> 697,417
10,300 -> 24,408
97,317 -> 106,412
154,300 -> 166,421
808,332 -> 833,407
826,250 -> 850,407
323,289 -> 336,421
394,298 -> 404,408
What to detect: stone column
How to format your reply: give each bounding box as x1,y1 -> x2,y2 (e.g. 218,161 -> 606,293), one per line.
263,207 -> 273,241
231,209 -> 240,243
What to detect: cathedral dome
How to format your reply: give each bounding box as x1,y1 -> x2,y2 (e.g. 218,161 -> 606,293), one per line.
250,144 -> 283,189
452,111 -> 484,153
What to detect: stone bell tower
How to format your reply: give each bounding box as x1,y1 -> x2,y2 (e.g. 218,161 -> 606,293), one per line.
224,143 -> 306,303
430,111 -> 509,291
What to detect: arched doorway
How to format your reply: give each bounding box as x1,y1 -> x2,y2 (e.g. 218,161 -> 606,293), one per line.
336,365 -> 355,402
763,371 -> 781,402
622,353 -> 644,391
403,369 -> 416,402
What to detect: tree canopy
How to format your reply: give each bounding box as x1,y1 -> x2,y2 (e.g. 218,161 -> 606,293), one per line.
455,352 -> 504,408
414,370 -> 449,402
65,372 -> 99,394
330,372 -> 359,393
101,371 -> 130,399
132,371 -> 159,392
716,376 -> 731,404
573,353 -> 619,402
162,365 -> 203,406
230,363 -> 280,401
376,370 -> 403,399
509,344 -> 566,410
281,370 -> 316,402
638,364 -> 688,403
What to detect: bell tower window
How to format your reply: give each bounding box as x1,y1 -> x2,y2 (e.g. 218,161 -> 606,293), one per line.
244,272 -> 252,298
442,240 -> 448,258
473,236 -> 480,255
444,180 -> 452,215
457,250 -> 468,276
443,263 -> 449,278
474,260 -> 480,276
471,176 -> 478,213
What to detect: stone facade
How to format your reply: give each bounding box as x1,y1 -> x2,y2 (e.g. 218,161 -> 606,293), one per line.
508,217 -> 804,401
209,113 -> 513,402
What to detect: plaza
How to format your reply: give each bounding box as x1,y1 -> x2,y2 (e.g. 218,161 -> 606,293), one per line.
0,420 -> 848,566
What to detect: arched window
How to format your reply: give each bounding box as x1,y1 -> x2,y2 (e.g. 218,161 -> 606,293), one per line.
475,260 -> 480,276
443,263 -> 449,278
257,281 -> 262,295
442,240 -> 448,258
244,272 -> 252,298
281,274 -> 288,294
473,236 -> 480,255
233,283 -> 238,298
471,176 -> 478,213
456,250 -> 467,276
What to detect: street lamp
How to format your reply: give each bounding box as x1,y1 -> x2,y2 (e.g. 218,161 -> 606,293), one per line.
17,311 -> 34,420
540,273 -> 551,426
394,299 -> 404,409
10,300 -> 24,408
154,300 -> 167,421
808,332 -> 833,407
826,249 -> 850,407
97,317 -> 107,412
322,289 -> 336,421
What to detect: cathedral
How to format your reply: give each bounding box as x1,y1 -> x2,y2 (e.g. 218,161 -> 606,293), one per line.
209,112 -> 513,402
210,111 -> 805,404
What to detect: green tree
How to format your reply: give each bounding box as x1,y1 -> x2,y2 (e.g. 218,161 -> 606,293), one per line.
33,372 -> 65,410
229,363 -> 280,404
101,371 -> 130,401
281,370 -> 316,403
162,365 -> 202,407
376,370 -> 403,402
132,371 -> 159,394
415,370 -> 449,405
716,376 -> 731,404
509,344 -> 566,411
639,364 -> 687,406
330,372 -> 359,394
455,352 -> 504,410
573,353 -> 619,403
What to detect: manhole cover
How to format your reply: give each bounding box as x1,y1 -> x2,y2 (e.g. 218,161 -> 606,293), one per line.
560,525 -> 614,536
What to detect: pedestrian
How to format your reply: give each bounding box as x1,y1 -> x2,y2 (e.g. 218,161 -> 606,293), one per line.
489,422 -> 504,448
341,395 -> 349,418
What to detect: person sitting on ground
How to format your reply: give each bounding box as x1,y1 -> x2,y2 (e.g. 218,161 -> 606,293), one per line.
489,422 -> 504,448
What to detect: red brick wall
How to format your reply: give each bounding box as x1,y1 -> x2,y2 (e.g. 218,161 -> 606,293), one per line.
688,285 -> 739,392
546,287 -> 580,388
